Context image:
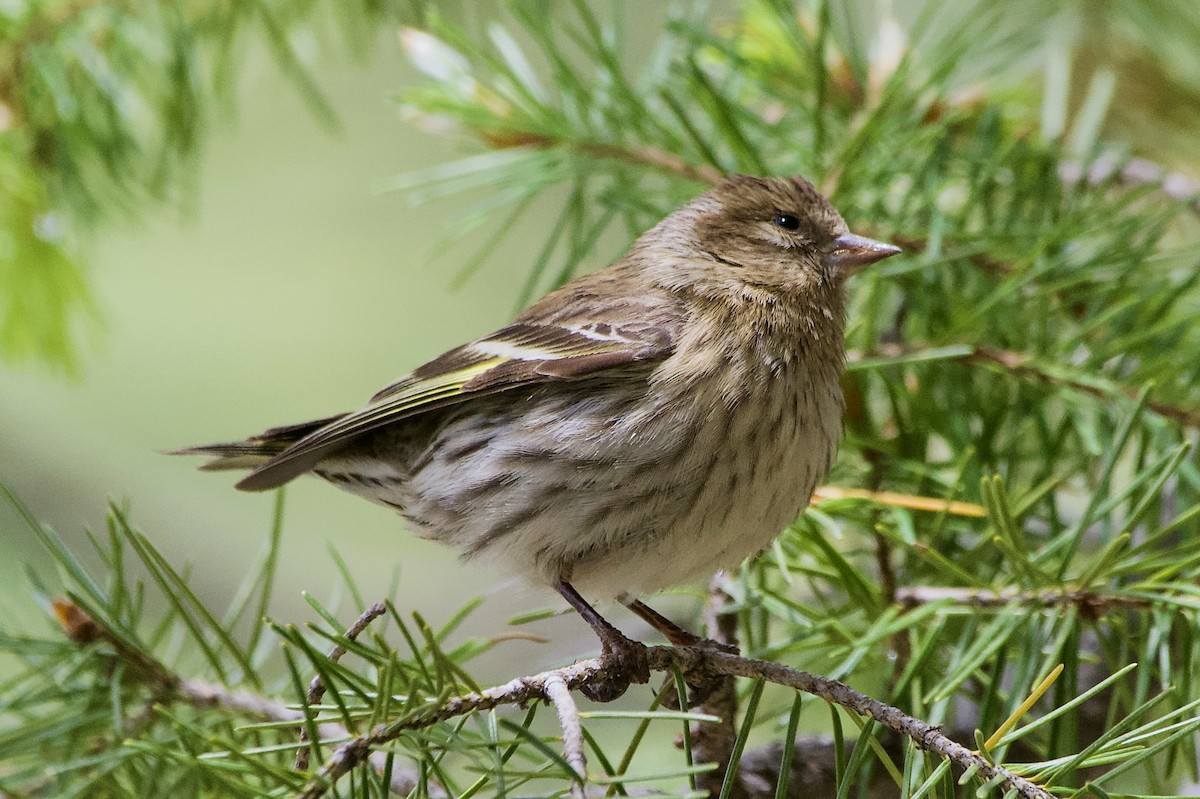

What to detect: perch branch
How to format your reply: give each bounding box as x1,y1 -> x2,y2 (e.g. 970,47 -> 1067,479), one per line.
294,645 -> 1054,799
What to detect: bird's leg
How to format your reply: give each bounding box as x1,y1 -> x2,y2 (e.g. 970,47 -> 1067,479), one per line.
620,595 -> 738,709
555,582 -> 649,702
620,596 -> 739,654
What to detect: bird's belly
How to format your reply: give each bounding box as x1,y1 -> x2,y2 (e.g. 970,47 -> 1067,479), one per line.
342,372 -> 842,601
569,379 -> 840,598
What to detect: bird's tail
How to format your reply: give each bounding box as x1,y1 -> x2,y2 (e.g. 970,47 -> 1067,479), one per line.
170,415 -> 344,472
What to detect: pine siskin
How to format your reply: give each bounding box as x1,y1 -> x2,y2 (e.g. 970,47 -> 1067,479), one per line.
177,174 -> 899,699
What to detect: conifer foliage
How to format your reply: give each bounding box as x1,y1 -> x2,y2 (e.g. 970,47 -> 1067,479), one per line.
3,2 -> 1200,797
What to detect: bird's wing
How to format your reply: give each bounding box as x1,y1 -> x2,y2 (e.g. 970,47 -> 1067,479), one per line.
235,320 -> 675,491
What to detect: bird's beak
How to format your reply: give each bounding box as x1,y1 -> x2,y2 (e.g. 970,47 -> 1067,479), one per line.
822,233 -> 902,274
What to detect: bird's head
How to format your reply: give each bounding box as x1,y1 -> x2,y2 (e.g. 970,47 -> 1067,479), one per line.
639,174 -> 899,304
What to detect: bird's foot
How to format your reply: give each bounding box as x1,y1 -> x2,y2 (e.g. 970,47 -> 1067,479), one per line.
581,632 -> 650,703
620,597 -> 740,654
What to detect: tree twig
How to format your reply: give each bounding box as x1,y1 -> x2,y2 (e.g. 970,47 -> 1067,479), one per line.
50,597 -> 429,797
500,128 -> 1200,218
544,673 -> 587,799
895,586 -> 1151,615
574,140 -> 726,185
848,343 -> 1200,428
295,645 -> 1055,799
173,676 -> 431,795
295,602 -> 387,771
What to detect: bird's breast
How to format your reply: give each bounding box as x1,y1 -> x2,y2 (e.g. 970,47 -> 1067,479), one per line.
655,354 -> 843,580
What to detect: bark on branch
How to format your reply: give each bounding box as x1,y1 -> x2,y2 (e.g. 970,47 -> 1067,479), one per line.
895,585 -> 1152,615
49,598 -> 431,798
295,645 -> 1054,799
848,343 -> 1200,428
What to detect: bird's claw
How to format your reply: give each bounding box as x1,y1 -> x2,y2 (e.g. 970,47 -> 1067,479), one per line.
581,636 -> 650,703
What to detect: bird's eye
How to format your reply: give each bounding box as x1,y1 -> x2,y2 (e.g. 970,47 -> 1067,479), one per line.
774,213 -> 801,231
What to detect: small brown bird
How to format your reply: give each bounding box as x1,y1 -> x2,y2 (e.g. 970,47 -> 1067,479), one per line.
178,174 -> 898,699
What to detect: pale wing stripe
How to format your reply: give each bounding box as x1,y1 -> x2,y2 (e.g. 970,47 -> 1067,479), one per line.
468,339 -> 564,360
478,327 -> 630,355
237,323 -> 676,491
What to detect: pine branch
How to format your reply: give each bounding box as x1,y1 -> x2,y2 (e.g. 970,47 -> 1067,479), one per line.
491,132 -> 724,186
455,117 -> 1197,257
894,586 -> 1152,613
0,1 -> 420,368
13,474 -> 1199,798
49,597 -> 425,797
295,602 -> 388,771
847,343 -> 1200,428
0,0 -> 107,123
296,645 -> 1053,799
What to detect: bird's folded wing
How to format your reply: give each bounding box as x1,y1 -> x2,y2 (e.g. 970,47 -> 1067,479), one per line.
235,321 -> 674,491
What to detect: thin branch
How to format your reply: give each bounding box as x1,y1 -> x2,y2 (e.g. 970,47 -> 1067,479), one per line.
295,646 -> 1054,799
544,673 -> 587,799
848,343 -> 1200,428
968,346 -> 1200,427
483,113 -> 1200,222
296,602 -> 387,771
176,678 -> 429,795
49,597 -> 427,797
895,586 -> 1151,614
479,129 -> 726,185
573,140 -> 726,185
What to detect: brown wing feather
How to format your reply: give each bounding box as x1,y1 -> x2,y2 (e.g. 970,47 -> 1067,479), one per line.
235,320 -> 676,492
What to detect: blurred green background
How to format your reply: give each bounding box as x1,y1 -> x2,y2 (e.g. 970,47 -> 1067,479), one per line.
0,27 -> 612,677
